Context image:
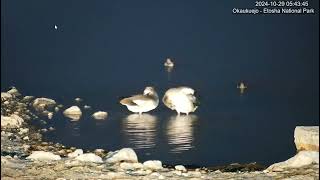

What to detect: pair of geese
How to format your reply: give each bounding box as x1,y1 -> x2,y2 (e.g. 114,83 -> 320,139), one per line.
120,86 -> 199,115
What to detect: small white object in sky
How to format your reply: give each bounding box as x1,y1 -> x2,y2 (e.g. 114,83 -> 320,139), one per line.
54,25 -> 58,30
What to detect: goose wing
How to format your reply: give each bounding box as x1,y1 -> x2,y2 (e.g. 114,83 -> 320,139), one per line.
120,95 -> 153,106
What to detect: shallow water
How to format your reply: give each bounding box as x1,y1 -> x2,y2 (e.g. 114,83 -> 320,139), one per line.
2,0 -> 319,167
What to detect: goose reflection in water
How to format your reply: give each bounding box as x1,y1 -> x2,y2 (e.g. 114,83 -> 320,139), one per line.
123,114 -> 157,149
166,114 -> 198,153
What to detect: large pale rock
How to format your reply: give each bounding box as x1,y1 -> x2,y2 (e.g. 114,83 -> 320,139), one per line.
92,111 -> 108,120
106,148 -> 138,163
1,92 -> 12,101
67,149 -> 83,158
75,153 -> 103,163
1,115 -> 24,128
63,106 -> 82,120
294,126 -> 319,151
26,151 -> 61,161
267,151 -> 319,171
32,98 -> 56,111
143,160 -> 163,170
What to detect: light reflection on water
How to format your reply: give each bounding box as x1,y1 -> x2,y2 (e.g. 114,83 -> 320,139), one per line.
122,114 -> 198,153
167,115 -> 198,153
123,114 -> 157,149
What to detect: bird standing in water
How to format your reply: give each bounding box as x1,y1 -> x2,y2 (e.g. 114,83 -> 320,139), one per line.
163,86 -> 199,115
120,87 -> 159,115
237,82 -> 247,94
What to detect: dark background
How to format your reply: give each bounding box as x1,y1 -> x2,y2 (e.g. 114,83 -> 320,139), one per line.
1,0 -> 319,166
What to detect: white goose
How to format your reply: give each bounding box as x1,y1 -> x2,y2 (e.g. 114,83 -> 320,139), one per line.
120,87 -> 159,114
162,86 -> 199,115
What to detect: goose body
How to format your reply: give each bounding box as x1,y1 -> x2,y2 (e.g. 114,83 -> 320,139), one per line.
163,87 -> 199,115
164,58 -> 174,67
120,87 -> 159,114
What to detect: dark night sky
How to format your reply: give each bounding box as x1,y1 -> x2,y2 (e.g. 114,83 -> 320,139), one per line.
1,0 -> 319,94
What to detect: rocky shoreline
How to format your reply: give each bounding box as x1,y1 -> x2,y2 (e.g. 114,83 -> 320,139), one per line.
1,87 -> 319,179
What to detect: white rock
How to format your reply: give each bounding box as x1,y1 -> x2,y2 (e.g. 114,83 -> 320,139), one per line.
32,98 -> 56,111
294,126 -> 319,151
23,136 -> 29,140
63,106 -> 82,120
75,97 -> 82,102
84,105 -> 91,109
48,112 -> 53,119
175,165 -> 187,172
67,149 -> 83,158
26,151 -> 61,161
92,111 -> 108,120
54,107 -> 59,112
7,88 -> 21,96
158,175 -> 165,179
120,162 -> 143,170
267,151 -> 319,171
75,153 -> 103,163
22,96 -> 34,102
1,115 -> 24,128
94,149 -> 105,153
19,128 -> 29,134
1,92 -> 12,100
143,160 -> 163,170
106,148 -> 138,163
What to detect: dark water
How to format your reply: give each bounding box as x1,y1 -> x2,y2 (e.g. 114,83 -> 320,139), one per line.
1,0 -> 319,167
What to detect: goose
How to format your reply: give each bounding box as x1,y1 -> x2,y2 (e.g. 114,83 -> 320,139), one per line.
164,58 -> 174,67
162,87 -> 199,115
120,87 -> 159,114
237,82 -> 247,93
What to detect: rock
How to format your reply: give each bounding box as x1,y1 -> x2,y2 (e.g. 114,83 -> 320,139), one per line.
158,175 -> 165,179
22,96 -> 34,102
1,92 -> 12,100
7,87 -> 21,96
84,105 -> 91,109
18,128 -> 29,134
32,98 -> 56,111
54,107 -> 59,112
1,114 -> 24,128
75,97 -> 82,102
26,151 -> 61,161
175,165 -> 187,172
173,170 -> 182,176
120,162 -> 143,170
106,148 -> 138,163
48,127 -> 55,131
48,112 -> 53,119
267,151 -> 319,171
92,111 -> 108,120
63,106 -> 82,120
94,149 -> 105,153
143,160 -> 163,170
294,126 -> 319,151
75,153 -> 103,163
23,136 -> 29,141
67,149 -> 83,158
